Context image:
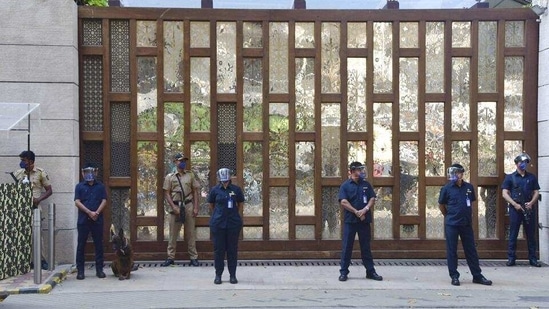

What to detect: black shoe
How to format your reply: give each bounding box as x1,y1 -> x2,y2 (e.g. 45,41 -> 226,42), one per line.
96,270 -> 106,278
160,259 -> 174,267
229,276 -> 238,284
529,260 -> 542,267
506,259 -> 516,266
76,272 -> 85,280
472,276 -> 492,286
451,277 -> 460,286
338,274 -> 348,281
214,275 -> 222,284
366,272 -> 383,281
41,260 -> 49,270
190,259 -> 199,267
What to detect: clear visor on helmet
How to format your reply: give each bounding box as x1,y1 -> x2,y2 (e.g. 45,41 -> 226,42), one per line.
82,167 -> 96,181
447,166 -> 464,180
217,168 -> 231,182
515,153 -> 531,163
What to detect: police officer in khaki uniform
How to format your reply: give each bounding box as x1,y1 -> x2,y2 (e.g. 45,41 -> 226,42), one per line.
161,153 -> 201,267
13,150 -> 53,270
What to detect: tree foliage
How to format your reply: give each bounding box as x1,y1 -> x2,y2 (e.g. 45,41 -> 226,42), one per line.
75,0 -> 108,7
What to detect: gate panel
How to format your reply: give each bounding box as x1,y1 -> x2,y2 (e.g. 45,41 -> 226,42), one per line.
79,7 -> 539,260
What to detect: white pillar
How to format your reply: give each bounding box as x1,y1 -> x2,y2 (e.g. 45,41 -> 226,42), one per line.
536,0 -> 549,264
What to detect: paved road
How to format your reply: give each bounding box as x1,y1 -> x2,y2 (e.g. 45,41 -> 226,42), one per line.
1,260 -> 548,308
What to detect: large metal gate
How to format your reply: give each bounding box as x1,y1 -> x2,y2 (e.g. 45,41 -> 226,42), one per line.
78,6 -> 539,260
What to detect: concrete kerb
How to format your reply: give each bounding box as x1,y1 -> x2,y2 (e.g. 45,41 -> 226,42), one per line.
0,264 -> 72,298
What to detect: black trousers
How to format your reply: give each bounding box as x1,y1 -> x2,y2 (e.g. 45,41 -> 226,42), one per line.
508,208 -> 537,261
339,221 -> 375,276
211,226 -> 241,276
444,224 -> 482,279
76,220 -> 104,273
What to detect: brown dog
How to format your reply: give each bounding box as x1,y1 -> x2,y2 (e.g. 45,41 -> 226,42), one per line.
111,228 -> 133,280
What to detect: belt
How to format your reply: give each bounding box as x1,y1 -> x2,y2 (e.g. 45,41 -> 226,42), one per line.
175,199 -> 193,205
170,200 -> 191,215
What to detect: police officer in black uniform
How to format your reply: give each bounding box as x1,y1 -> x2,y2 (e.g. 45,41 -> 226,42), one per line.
502,153 -> 541,267
438,163 -> 492,286
338,162 -> 383,282
208,168 -> 245,284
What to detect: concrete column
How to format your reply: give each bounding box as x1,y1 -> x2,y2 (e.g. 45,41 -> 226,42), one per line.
0,0 -> 80,265
536,0 -> 549,264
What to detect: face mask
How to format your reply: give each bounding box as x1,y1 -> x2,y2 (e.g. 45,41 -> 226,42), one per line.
83,172 -> 95,182
359,171 -> 366,179
448,174 -> 458,181
178,161 -> 187,170
518,162 -> 527,170
19,161 -> 28,169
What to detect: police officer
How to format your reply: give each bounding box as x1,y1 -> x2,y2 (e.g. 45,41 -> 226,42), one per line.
438,163 -> 492,286
502,153 -> 541,267
13,150 -> 53,270
74,164 -> 107,279
161,153 -> 201,267
338,161 -> 382,282
208,168 -> 245,284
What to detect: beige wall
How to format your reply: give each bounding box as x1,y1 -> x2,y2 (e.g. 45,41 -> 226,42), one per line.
0,0 -> 79,265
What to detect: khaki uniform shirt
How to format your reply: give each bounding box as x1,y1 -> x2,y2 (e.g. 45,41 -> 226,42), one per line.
13,167 -> 51,199
162,170 -> 200,202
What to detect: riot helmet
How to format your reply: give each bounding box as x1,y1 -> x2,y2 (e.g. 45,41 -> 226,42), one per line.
514,153 -> 531,164
447,163 -> 465,181
217,168 -> 231,182
82,164 -> 98,182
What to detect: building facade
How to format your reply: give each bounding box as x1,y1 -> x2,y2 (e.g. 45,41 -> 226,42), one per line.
1,0 -> 548,264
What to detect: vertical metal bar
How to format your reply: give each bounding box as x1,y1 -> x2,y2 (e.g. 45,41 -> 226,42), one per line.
27,113 -> 30,151
33,208 -> 42,284
48,203 -> 55,271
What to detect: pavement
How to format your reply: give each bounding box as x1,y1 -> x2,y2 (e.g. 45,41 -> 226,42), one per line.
0,259 -> 548,308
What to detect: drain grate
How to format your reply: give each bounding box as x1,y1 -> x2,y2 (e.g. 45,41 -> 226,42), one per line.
98,259 -> 514,268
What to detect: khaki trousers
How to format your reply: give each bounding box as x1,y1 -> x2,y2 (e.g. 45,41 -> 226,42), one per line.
167,202 -> 198,260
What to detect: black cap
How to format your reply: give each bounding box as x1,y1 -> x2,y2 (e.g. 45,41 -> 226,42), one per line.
349,161 -> 365,171
19,150 -> 35,161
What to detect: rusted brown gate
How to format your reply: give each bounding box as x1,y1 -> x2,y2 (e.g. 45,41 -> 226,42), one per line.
78,6 -> 539,260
